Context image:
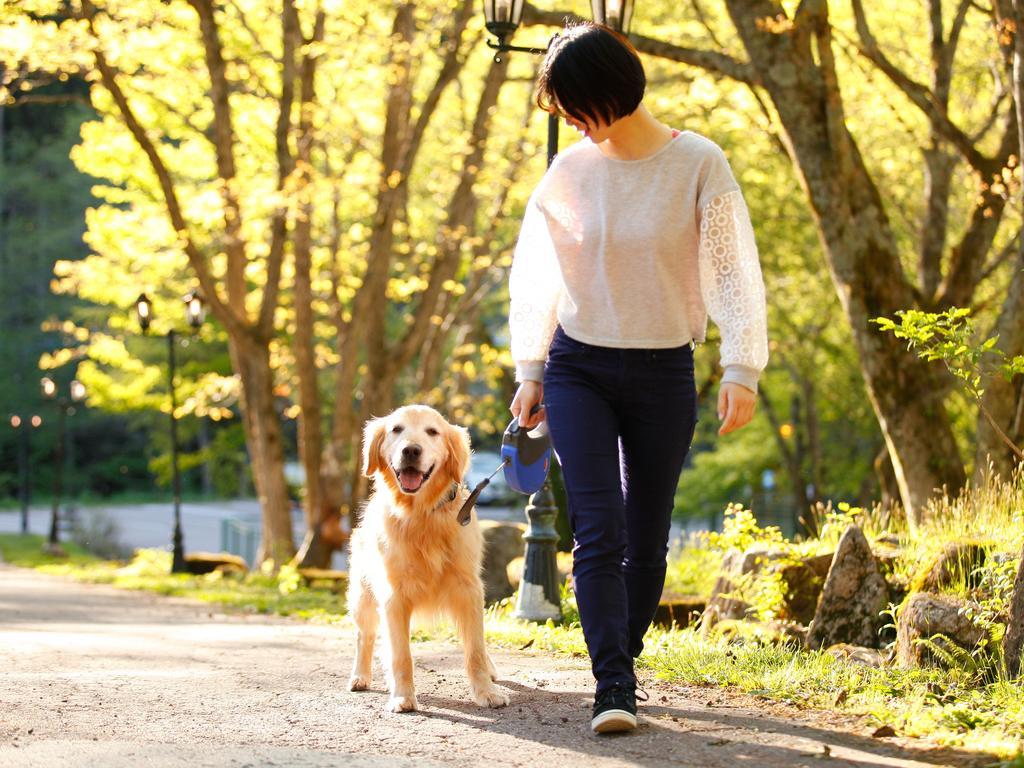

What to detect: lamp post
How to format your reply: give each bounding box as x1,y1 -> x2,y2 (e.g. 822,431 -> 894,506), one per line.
10,414 -> 42,534
40,377 -> 86,552
589,0 -> 635,33
483,1 -> 560,167
481,2 -> 639,622
135,290 -> 206,574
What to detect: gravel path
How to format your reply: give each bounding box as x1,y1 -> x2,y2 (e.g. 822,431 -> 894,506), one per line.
0,565 -> 994,767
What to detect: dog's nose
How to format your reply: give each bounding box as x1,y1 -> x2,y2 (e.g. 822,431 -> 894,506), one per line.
402,444 -> 422,461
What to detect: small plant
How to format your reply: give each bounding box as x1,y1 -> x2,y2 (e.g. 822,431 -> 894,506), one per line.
872,307 -> 1024,461
276,563 -> 302,596
704,502 -> 785,555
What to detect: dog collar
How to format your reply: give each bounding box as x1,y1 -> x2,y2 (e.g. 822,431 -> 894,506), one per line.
431,481 -> 469,521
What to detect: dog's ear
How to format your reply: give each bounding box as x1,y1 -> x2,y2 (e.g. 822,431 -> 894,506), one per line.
362,417 -> 387,478
443,423 -> 471,484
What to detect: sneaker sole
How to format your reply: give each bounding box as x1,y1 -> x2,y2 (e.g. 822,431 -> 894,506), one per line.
591,708 -> 637,733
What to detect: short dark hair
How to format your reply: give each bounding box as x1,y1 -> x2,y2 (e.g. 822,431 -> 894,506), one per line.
535,22 -> 646,127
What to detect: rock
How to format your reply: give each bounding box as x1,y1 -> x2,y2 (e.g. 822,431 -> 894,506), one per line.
184,552 -> 248,575
707,618 -> 806,646
913,541 -> 989,593
297,568 -> 347,591
1001,546 -> 1024,679
825,643 -> 888,668
652,598 -> 706,629
896,592 -> 987,669
807,525 -> 889,649
778,553 -> 833,625
873,546 -> 902,576
479,521 -> 526,604
506,551 -> 572,591
700,548 -> 788,634
874,532 -> 902,548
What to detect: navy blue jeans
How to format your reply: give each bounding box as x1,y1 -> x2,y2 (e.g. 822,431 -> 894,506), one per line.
543,326 -> 699,694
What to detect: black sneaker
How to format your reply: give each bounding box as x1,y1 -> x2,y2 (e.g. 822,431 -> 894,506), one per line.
591,683 -> 639,733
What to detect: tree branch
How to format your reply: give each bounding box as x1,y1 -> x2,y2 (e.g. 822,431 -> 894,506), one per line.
258,0 -> 300,338
850,0 -> 990,171
77,0 -> 245,339
392,53 -> 509,372
187,0 -> 251,319
397,0 -> 475,179
521,4 -> 758,84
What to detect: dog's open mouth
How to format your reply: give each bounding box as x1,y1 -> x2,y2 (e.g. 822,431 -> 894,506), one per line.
394,465 -> 434,494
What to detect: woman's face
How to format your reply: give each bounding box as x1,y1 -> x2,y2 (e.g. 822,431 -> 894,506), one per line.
553,100 -> 612,142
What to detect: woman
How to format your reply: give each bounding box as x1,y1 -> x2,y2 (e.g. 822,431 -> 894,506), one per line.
508,22 -> 768,734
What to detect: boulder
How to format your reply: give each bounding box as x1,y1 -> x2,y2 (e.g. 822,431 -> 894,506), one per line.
896,592 -> 987,669
184,551 -> 248,575
652,598 -> 706,629
707,618 -> 806,646
825,643 -> 888,668
913,541 -> 989,593
479,521 -> 526,604
700,547 -> 788,634
874,532 -> 902,548
778,552 -> 833,625
506,551 -> 573,591
1003,546 -> 1024,679
807,525 -> 889,649
297,567 -> 348,592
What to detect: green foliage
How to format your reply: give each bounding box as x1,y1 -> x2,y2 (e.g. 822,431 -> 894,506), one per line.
0,533 -> 99,567
663,543 -> 721,598
873,308 -> 1024,402
704,503 -> 786,554
15,545 -> 351,621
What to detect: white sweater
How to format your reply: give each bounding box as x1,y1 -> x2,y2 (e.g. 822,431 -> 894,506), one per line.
509,130 -> 769,392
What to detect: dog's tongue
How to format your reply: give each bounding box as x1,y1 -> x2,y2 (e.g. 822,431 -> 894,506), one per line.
399,468 -> 424,492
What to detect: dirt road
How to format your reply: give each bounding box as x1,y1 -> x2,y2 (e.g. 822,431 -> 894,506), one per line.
0,566 -> 993,767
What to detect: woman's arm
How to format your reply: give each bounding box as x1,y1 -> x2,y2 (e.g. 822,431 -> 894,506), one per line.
698,189 -> 769,434
509,195 -> 563,383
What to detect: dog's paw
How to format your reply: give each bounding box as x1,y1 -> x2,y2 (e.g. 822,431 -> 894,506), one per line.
348,674 -> 370,691
472,686 -> 510,708
386,694 -> 418,713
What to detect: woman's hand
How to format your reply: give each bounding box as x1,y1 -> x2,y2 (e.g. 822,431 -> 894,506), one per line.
717,382 -> 756,436
510,381 -> 545,429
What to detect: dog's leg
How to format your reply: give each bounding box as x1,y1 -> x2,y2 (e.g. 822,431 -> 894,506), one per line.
381,597 -> 417,712
348,582 -> 378,691
448,585 -> 509,708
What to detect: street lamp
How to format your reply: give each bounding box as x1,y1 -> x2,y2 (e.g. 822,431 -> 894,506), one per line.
481,2 -> 642,622
10,414 -> 42,534
40,377 -> 86,553
482,3 -> 560,167
135,290 -> 206,574
590,0 -> 635,33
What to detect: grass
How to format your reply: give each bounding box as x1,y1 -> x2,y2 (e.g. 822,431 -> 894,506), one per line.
0,533 -> 100,568
3,467 -> 1024,762
663,540 -> 721,598
0,535 -> 349,623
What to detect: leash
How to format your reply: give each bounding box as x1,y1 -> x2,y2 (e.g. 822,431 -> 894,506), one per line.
452,404 -> 549,526
455,458 -> 510,526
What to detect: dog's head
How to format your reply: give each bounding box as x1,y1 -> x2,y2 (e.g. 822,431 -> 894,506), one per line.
362,405 -> 471,500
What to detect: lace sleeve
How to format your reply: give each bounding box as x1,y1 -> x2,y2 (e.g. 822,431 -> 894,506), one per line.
698,190 -> 769,393
509,196 -> 562,382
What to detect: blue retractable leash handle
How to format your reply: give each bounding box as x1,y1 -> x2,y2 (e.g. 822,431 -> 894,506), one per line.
456,404 -> 552,526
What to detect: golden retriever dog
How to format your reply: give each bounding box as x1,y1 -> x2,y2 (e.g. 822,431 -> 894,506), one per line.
346,404 -> 510,713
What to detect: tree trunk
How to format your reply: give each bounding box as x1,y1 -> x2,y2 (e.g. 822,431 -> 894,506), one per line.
289,9 -> 330,569
979,0 -> 1024,481
724,0 -> 966,528
230,332 -> 294,565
